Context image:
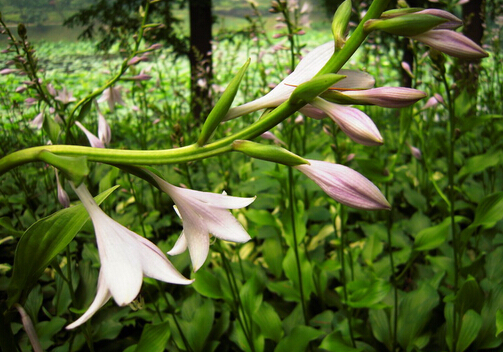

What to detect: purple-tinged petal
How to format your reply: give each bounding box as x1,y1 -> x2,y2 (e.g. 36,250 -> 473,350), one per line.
411,29 -> 488,60
295,159 -> 390,210
311,98 -> 383,146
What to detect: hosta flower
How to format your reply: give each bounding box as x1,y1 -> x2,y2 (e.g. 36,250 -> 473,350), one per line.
225,41 -> 424,145
55,87 -> 77,105
30,111 -> 44,129
147,171 -> 255,272
75,121 -> 105,148
67,184 -> 192,329
95,102 -> 111,145
98,86 -> 125,112
294,159 -> 390,210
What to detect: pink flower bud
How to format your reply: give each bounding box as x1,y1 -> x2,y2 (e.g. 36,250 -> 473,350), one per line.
411,29 -> 488,60
294,159 -> 390,210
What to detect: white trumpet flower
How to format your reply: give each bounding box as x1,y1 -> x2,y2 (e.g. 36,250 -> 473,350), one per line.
66,183 -> 193,329
148,171 -> 255,272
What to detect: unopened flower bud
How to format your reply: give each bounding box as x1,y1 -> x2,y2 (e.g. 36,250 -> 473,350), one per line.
364,14 -> 447,36
411,30 -> 488,60
294,159 -> 391,210
232,140 -> 309,166
407,144 -> 422,160
331,0 -> 352,49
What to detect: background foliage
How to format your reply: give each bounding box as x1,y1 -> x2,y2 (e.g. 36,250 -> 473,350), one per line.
1,0 -> 503,351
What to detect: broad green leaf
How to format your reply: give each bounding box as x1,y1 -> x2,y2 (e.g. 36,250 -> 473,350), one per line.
7,186 -> 119,306
281,200 -> 307,247
473,286 -> 503,350
369,309 -> 391,348
472,192 -> 503,227
456,276 -> 483,316
362,233 -> 383,263
267,280 -> 300,302
319,331 -> 364,352
403,187 -> 427,211
245,208 -> 278,227
458,150 -> 502,179
456,310 -> 482,352
274,325 -> 323,352
413,217 -> 450,251
263,237 -> 284,277
184,298 -> 215,352
496,310 -> 503,337
36,317 -> 67,350
0,217 -> 23,236
134,322 -> 171,352
240,273 -> 264,317
283,247 -> 314,299
192,269 -> 223,299
397,283 -> 439,350
346,279 -> 391,309
253,302 -> 283,342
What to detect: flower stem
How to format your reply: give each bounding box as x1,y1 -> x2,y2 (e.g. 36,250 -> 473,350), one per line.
288,166 -> 309,326
441,69 -> 460,351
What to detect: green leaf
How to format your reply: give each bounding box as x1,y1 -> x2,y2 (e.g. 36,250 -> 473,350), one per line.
369,309 -> 391,348
320,331 -> 364,352
134,322 -> 171,352
362,233 -> 383,263
397,283 -> 439,350
456,310 -> 482,352
456,276 -> 484,316
274,325 -> 323,352
458,150 -> 502,179
7,186 -> 119,306
187,299 -> 215,352
240,274 -> 264,318
253,302 -> 283,342
345,279 -> 391,309
263,237 -> 284,277
496,310 -> 503,337
472,192 -> 503,227
413,217 -> 450,251
192,269 -> 223,299
283,247 -> 314,299
245,208 -> 278,227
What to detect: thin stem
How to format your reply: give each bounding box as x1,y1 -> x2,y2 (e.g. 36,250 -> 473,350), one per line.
338,205 -> 356,347
288,166 -> 309,326
155,281 -> 193,352
385,184 -> 397,352
218,244 -> 256,352
441,70 -> 460,350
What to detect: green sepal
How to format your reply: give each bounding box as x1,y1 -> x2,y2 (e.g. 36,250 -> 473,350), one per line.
332,0 -> 352,49
321,89 -> 363,105
38,150 -> 89,186
7,185 -> 119,307
197,58 -> 251,146
289,74 -> 346,105
232,140 -> 309,167
364,14 -> 447,36
380,8 -> 422,19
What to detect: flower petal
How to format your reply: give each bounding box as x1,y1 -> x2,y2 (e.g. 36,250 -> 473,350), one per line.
311,98 -> 383,146
295,160 -> 390,210
167,232 -> 188,256
66,271 -> 112,329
